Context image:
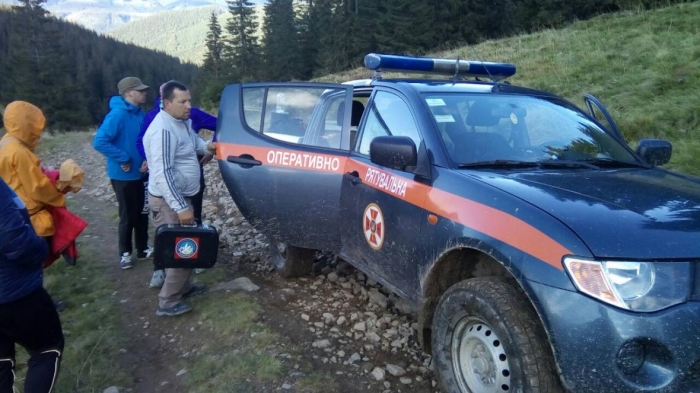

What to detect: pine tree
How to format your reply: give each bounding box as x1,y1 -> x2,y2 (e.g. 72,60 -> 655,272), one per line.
261,0 -> 298,81
376,0 -> 434,54
225,0 -> 260,82
459,0 -> 515,43
4,1 -> 90,128
203,11 -> 224,79
326,0 -> 354,71
311,0 -> 340,75
348,0 -> 379,67
200,11 -> 227,107
1,6 -> 199,128
293,0 -> 317,80
16,0 -> 47,15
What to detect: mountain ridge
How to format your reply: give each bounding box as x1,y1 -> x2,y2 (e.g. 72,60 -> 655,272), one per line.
0,0 -> 263,32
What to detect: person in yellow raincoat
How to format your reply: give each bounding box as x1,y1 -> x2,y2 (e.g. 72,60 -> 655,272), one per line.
0,101 -> 65,237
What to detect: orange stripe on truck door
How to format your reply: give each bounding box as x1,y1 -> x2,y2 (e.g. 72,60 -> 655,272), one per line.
217,142 -> 570,269
424,187 -> 570,270
218,143 -> 347,174
345,158 -> 570,270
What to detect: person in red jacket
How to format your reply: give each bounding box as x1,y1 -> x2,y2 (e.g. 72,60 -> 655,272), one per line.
0,178 -> 64,393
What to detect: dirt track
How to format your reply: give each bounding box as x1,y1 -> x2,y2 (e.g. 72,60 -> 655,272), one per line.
45,133 -> 438,392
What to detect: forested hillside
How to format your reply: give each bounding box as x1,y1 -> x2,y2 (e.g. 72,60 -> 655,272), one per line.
319,2 -> 700,175
194,0 -> 691,106
0,2 -> 199,129
108,6 -> 266,66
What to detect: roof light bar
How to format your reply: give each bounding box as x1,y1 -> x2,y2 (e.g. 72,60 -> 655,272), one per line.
363,53 -> 516,81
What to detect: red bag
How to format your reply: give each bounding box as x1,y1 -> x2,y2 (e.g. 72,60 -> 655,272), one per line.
41,168 -> 88,267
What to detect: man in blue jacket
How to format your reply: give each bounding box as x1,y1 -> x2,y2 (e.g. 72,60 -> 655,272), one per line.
93,77 -> 153,270
0,178 -> 64,393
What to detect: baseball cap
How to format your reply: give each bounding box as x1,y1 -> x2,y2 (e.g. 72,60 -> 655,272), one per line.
118,77 -> 149,95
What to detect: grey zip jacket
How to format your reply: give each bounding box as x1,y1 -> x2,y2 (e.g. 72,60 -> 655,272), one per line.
143,110 -> 211,213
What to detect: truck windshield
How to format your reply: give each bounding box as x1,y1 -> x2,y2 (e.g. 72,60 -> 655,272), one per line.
422,93 -> 641,167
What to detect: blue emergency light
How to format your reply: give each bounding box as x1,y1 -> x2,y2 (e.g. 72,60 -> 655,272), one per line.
363,53 -> 516,81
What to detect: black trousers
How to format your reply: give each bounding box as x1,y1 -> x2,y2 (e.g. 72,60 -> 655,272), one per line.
111,177 -> 149,256
0,288 -> 64,393
191,157 -> 206,225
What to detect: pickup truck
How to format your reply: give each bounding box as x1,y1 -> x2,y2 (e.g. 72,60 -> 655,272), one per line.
215,53 -> 700,393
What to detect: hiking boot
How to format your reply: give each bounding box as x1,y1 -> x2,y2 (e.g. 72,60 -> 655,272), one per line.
120,253 -> 134,270
149,270 -> 165,288
156,303 -> 192,317
183,283 -> 206,298
62,251 -> 76,266
137,246 -> 154,259
54,300 -> 68,312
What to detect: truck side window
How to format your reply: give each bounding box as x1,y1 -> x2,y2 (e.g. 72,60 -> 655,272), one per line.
242,87 -> 265,133
240,86 -> 347,149
356,91 -> 421,155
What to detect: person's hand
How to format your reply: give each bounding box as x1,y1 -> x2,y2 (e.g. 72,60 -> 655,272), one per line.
178,208 -> 195,225
206,142 -> 217,154
120,162 -> 131,172
200,155 -> 213,164
139,160 -> 148,173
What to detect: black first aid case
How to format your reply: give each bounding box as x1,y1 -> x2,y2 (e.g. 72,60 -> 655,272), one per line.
154,224 -> 219,269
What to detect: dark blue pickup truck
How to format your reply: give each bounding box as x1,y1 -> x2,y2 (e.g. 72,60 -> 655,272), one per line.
216,53 -> 700,392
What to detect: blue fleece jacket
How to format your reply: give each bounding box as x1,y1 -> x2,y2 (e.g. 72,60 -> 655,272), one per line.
93,96 -> 146,181
0,178 -> 47,304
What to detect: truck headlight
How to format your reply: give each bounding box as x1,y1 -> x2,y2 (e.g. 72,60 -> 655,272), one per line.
564,257 -> 691,312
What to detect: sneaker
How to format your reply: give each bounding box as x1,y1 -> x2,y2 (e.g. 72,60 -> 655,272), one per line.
183,283 -> 206,298
120,253 -> 134,270
149,270 -> 165,288
156,302 -> 192,317
137,246 -> 154,259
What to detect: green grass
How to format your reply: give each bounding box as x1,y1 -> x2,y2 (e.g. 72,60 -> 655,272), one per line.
14,245 -> 131,392
297,373 -> 340,393
184,289 -> 285,392
317,2 -> 700,175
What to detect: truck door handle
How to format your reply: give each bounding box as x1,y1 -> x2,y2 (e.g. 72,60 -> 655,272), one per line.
227,155 -> 262,167
344,171 -> 362,185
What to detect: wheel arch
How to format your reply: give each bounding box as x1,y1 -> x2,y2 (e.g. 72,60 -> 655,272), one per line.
417,240 -> 542,353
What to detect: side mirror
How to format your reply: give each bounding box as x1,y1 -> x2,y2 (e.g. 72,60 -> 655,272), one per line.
636,139 -> 672,166
370,136 -> 417,171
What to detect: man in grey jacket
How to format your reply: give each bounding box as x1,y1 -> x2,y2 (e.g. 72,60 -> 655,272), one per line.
143,80 -> 216,317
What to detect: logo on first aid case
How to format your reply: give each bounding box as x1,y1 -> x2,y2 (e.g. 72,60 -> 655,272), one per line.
175,237 -> 199,259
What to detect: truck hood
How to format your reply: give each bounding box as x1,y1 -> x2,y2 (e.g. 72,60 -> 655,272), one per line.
473,168 -> 700,259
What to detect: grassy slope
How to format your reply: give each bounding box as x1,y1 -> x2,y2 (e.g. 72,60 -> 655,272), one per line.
317,2 -> 700,175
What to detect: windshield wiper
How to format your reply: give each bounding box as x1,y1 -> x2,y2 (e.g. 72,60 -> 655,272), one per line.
458,160 -> 541,169
581,158 -> 650,168
538,160 -> 600,170
459,159 -> 602,170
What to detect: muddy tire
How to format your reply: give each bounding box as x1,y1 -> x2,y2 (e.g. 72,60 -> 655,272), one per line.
269,238 -> 315,278
431,277 -> 562,393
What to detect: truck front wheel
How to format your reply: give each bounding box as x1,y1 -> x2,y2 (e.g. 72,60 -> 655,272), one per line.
431,277 -> 562,393
269,238 -> 315,278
